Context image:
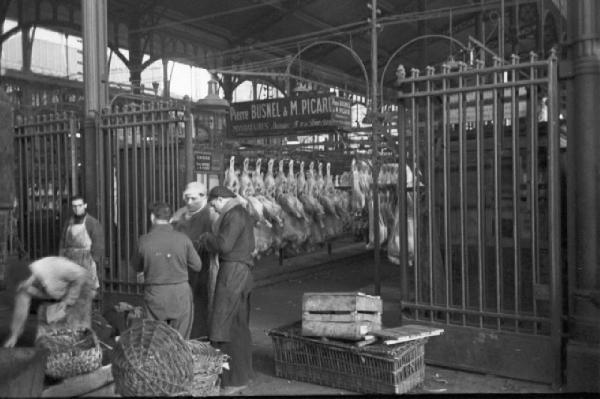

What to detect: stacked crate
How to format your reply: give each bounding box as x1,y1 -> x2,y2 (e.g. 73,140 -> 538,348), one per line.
301,292 -> 382,341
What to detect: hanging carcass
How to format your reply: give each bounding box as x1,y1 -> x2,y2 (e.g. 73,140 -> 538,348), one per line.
297,161 -> 326,247
273,159 -> 309,252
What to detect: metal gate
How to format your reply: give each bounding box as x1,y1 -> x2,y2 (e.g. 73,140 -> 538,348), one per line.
97,102 -> 188,294
13,113 -> 81,259
395,52 -> 562,385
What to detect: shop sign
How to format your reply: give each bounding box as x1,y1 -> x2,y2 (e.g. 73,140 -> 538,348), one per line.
193,146 -> 223,173
229,94 -> 352,137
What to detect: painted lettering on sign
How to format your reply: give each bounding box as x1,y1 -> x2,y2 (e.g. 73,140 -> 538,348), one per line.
229,94 -> 352,136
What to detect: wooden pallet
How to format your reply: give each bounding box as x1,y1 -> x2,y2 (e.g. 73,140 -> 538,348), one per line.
371,325 -> 445,345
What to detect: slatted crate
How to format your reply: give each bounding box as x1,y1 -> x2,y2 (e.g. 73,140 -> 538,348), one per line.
302,292 -> 382,340
270,322 -> 426,394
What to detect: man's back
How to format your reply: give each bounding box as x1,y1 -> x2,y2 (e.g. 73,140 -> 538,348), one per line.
135,224 -> 200,284
216,204 -> 255,265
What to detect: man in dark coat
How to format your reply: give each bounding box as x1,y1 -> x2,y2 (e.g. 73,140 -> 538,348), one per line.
171,181 -> 218,338
198,186 -> 255,395
132,202 -> 202,338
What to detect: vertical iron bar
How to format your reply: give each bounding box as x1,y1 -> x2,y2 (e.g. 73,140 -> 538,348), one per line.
371,0 -> 381,297
49,122 -> 56,255
141,108 -> 148,234
164,106 -> 171,206
27,126 -> 34,257
160,106 -> 167,202
458,65 -> 467,326
170,114 -> 178,206
397,88 -> 408,320
493,56 -> 504,330
123,111 -> 131,293
42,120 -> 50,255
499,0 -> 505,60
35,118 -> 43,258
511,54 -> 521,331
61,118 -> 69,208
442,64 -> 451,323
70,118 -> 78,196
150,107 -> 157,204
132,109 -> 139,267
16,127 -> 25,255
114,115 -> 122,292
476,61 -> 486,329
529,52 -> 540,333
410,70 -> 419,309
56,119 -> 64,252
547,50 -> 562,388
426,66 -> 435,314
185,111 -> 194,183
105,116 -> 115,289
95,114 -> 104,291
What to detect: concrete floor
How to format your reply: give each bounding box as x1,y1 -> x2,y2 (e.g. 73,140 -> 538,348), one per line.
0,241 -> 558,396
244,250 -> 555,396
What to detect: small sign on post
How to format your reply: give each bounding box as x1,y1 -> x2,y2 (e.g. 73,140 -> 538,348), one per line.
194,151 -> 212,172
193,146 -> 224,174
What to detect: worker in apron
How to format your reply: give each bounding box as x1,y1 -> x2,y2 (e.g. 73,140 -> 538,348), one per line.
59,196 -> 104,292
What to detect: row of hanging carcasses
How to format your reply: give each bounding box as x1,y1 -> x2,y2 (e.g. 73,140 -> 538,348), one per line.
349,158 -> 418,266
223,156 -> 354,257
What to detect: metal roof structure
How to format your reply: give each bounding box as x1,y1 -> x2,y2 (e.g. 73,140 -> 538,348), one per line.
3,0 -> 565,101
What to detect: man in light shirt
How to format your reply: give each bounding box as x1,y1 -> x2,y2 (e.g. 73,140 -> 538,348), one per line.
3,256 -> 95,348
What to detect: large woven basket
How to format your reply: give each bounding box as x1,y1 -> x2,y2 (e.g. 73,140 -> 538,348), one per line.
186,340 -> 229,397
35,328 -> 102,380
111,319 -> 193,397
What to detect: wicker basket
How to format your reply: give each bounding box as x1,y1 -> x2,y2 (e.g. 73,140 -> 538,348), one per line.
111,319 -> 193,397
186,340 -> 229,397
269,322 -> 426,394
35,328 -> 102,380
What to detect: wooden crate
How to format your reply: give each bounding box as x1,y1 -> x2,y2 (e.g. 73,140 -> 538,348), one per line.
302,292 -> 382,340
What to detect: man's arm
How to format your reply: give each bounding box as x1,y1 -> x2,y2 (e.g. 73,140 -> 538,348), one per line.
88,217 -> 105,265
187,239 -> 202,272
60,266 -> 87,306
131,239 -> 145,274
203,211 -> 243,254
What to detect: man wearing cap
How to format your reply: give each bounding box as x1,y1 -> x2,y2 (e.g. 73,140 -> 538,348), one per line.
171,181 -> 218,338
132,202 -> 202,338
198,185 -> 255,394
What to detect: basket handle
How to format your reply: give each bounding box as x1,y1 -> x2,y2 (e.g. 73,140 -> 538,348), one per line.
85,328 -> 100,348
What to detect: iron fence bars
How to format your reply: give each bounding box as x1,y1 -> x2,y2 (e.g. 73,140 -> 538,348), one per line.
13,112 -> 80,259
425,66 -> 435,320
409,68 -> 419,310
528,52 -> 540,335
493,56 -> 504,331
396,52 -> 561,384
441,64 -> 451,326
99,102 -> 187,294
475,59 -> 485,330
547,51 -> 562,389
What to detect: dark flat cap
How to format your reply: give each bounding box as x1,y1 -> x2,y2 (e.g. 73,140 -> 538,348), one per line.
208,185 -> 236,200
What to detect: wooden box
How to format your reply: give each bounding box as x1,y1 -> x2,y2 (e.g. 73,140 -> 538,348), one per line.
302,292 -> 382,340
